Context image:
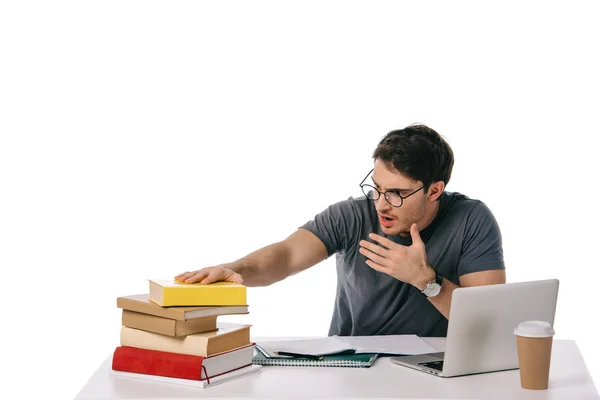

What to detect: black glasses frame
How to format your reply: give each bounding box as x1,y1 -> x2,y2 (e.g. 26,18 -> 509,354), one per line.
359,168 -> 428,208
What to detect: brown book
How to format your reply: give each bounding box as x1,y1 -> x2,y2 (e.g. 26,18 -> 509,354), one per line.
117,294 -> 248,321
122,310 -> 218,337
120,323 -> 251,357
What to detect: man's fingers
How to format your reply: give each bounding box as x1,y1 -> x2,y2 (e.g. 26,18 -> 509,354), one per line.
174,271 -> 189,280
200,269 -> 224,284
229,273 -> 244,284
359,247 -> 387,266
185,270 -> 210,283
175,267 -> 244,285
367,233 -> 396,249
359,240 -> 389,257
365,259 -> 385,272
408,223 -> 426,249
175,271 -> 194,281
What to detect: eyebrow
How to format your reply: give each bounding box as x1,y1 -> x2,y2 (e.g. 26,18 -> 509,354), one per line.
371,178 -> 410,192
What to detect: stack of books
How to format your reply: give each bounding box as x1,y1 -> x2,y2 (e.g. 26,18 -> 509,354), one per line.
110,279 -> 261,388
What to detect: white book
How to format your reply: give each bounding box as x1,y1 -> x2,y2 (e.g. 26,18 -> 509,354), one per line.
109,364 -> 262,388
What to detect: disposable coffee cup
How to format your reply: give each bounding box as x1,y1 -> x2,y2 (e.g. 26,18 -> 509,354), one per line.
514,320 -> 555,390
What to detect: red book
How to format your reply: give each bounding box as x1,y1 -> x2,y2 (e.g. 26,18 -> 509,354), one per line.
111,344 -> 254,381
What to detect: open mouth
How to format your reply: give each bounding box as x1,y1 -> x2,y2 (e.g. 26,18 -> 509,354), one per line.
379,214 -> 395,227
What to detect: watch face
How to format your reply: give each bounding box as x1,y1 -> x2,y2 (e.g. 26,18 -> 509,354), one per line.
424,282 -> 441,297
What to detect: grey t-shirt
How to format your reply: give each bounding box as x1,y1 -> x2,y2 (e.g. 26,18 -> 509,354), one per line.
300,191 -> 505,337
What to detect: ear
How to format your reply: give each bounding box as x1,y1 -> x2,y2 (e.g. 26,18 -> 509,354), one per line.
426,181 -> 445,202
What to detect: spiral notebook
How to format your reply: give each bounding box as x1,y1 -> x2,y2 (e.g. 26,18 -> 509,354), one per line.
252,346 -> 378,368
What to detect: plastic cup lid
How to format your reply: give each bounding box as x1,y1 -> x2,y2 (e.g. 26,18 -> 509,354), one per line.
514,320 -> 555,338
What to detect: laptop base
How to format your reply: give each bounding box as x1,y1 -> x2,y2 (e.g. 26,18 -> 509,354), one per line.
390,352 -> 446,377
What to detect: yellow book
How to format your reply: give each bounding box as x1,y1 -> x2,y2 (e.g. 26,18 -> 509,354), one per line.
149,279 -> 247,307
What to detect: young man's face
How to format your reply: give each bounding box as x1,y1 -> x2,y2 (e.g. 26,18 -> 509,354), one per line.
370,159 -> 429,236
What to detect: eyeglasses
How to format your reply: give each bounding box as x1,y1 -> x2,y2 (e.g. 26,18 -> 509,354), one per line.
359,169 -> 428,208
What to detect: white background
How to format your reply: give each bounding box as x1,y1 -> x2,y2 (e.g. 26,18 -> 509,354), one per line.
1,1 -> 599,398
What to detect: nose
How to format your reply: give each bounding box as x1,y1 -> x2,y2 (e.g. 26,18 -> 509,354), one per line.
374,195 -> 391,213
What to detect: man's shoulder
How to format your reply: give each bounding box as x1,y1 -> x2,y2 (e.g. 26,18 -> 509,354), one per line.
444,191 -> 484,211
442,191 -> 496,222
327,195 -> 373,212
322,195 -> 376,226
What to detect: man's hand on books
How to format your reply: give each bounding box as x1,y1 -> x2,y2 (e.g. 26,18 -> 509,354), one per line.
175,265 -> 244,285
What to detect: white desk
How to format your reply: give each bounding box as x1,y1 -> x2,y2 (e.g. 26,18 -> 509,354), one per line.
76,338 -> 599,399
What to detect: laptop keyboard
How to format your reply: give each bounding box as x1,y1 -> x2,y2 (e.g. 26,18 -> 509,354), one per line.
418,360 -> 444,371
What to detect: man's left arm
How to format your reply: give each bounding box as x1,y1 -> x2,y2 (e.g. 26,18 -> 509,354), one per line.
412,267 -> 506,320
412,200 -> 506,319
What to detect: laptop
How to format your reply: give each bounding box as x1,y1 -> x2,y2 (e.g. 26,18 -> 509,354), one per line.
390,279 -> 559,377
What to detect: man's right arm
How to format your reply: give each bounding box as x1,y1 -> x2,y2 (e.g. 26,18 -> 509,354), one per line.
174,228 -> 328,287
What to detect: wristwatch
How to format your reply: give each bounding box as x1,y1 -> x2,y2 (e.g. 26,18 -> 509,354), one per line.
421,270 -> 443,298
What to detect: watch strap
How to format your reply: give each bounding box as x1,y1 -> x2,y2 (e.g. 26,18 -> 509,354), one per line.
434,271 -> 443,286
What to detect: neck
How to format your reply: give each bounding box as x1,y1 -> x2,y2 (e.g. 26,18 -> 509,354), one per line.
419,199 -> 440,231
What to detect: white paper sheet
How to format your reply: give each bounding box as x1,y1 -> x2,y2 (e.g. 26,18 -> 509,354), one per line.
335,335 -> 437,355
256,337 -> 352,357
256,334 -> 436,357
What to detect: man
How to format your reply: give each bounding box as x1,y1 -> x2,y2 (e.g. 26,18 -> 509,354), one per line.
176,124 -> 506,337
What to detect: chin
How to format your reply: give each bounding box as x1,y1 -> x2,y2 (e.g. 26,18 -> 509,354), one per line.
389,224 -> 413,237
380,225 -> 402,236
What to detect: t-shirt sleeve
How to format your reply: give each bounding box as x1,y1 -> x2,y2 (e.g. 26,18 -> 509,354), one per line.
299,199 -> 360,258
457,201 -> 505,277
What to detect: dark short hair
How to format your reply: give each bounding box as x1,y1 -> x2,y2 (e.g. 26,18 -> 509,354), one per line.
372,124 -> 454,190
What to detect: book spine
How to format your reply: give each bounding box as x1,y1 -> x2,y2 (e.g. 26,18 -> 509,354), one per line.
112,346 -> 206,380
117,296 -> 186,320
122,310 -> 218,337
120,326 -> 208,357
122,310 -> 177,336
175,315 -> 218,336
